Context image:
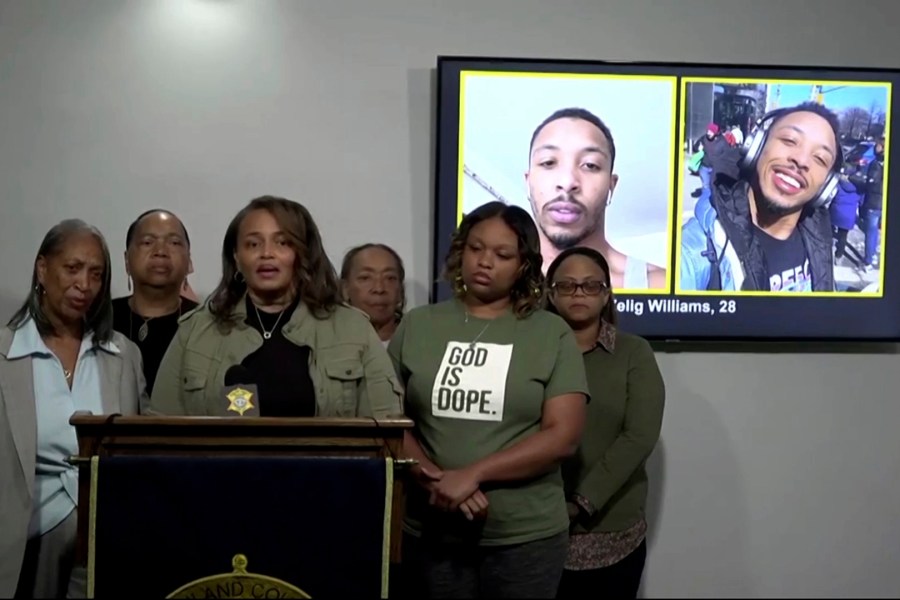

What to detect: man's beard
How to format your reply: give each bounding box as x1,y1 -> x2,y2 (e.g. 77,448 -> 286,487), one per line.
757,195 -> 803,217
531,194 -> 600,250
748,170 -> 811,219
542,225 -> 590,250
752,183 -> 807,218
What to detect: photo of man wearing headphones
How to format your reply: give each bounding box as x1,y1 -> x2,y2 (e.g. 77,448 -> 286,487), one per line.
679,100 -> 847,293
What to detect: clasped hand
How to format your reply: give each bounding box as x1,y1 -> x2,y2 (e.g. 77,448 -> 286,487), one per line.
415,465 -> 488,521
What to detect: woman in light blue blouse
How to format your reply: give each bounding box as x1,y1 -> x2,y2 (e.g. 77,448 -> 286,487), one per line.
0,219 -> 145,598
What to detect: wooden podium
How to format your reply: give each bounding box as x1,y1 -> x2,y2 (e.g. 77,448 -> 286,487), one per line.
69,413 -> 415,596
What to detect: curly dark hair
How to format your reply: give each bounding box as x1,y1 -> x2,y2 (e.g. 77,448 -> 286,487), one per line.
544,245 -> 618,326
442,201 -> 545,319
208,196 -> 341,326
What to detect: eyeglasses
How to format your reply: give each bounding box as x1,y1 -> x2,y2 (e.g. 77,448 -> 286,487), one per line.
551,280 -> 610,296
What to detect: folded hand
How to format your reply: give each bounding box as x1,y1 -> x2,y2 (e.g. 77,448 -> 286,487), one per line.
413,464 -> 443,491
428,467 -> 480,511
458,489 -> 489,521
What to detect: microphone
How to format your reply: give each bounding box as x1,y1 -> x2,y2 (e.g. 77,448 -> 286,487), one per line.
222,365 -> 260,417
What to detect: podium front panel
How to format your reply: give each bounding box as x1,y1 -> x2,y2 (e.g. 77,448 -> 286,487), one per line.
86,455 -> 393,598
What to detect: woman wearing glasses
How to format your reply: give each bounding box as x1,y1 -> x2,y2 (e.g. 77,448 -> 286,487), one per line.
545,247 -> 665,599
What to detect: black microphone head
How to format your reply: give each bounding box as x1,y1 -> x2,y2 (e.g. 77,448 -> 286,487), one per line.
224,365 -> 256,386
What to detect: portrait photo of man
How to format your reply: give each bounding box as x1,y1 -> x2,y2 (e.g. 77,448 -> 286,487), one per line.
525,107 -> 667,289
459,72 -> 677,293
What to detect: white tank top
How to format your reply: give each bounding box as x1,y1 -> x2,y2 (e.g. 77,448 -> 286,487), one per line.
623,257 -> 649,289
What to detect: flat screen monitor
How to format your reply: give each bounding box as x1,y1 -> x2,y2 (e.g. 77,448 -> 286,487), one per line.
433,56 -> 899,342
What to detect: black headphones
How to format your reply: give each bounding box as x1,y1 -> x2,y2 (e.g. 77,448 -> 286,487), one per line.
739,108 -> 843,209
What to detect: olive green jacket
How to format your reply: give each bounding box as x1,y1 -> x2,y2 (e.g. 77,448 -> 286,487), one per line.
148,298 -> 404,418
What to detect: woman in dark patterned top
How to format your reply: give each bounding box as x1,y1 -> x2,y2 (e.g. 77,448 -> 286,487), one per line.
545,246 -> 665,599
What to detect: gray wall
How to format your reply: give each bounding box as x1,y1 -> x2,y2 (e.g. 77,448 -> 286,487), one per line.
2,1 -> 899,596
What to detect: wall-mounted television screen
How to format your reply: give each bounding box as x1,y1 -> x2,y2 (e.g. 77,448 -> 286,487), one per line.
433,56 -> 900,342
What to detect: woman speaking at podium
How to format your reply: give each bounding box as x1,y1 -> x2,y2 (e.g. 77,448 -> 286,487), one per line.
149,196 -> 403,418
0,220 -> 145,598
389,202 -> 589,599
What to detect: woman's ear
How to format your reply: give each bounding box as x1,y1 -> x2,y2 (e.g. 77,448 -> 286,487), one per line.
36,257 -> 47,287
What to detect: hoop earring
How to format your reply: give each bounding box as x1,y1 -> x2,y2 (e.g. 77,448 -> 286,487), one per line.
454,274 -> 466,294
127,276 -> 132,292
34,283 -> 43,295
606,190 -> 613,207
234,271 -> 245,284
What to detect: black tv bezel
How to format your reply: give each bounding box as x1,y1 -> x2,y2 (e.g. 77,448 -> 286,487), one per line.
431,55 -> 900,344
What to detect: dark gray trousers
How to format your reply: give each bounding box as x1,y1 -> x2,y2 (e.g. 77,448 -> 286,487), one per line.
402,531 -> 569,599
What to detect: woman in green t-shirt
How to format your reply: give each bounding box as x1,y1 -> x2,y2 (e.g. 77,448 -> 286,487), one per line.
545,246 -> 665,599
389,201 -> 590,599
